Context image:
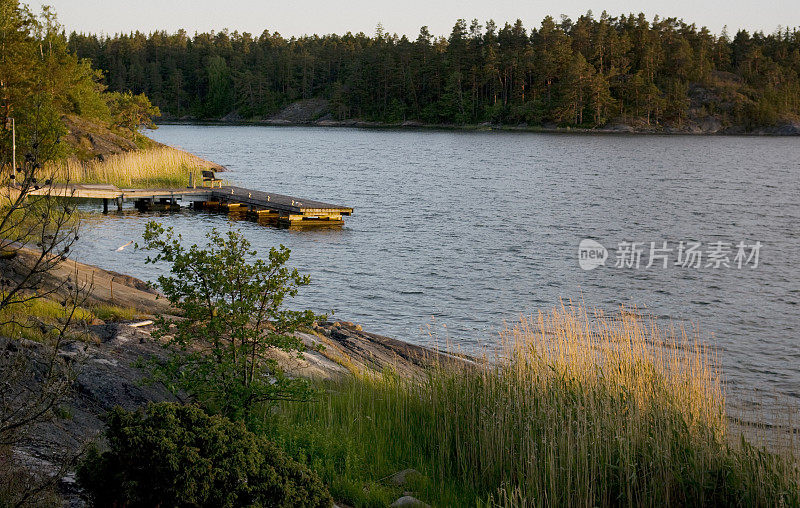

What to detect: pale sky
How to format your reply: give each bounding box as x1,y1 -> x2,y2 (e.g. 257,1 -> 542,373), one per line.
27,0 -> 799,38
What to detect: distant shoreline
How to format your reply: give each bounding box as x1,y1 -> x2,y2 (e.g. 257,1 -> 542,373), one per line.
155,118 -> 800,136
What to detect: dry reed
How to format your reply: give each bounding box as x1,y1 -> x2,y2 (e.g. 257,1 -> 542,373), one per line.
267,304 -> 799,506
47,147 -> 220,188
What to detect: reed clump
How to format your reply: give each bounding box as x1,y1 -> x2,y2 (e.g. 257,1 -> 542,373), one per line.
265,304 -> 799,506
47,147 -> 219,188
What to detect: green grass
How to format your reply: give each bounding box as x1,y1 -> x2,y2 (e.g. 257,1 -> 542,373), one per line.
256,305 -> 799,507
91,304 -> 137,322
0,297 -> 140,342
0,297 -> 94,342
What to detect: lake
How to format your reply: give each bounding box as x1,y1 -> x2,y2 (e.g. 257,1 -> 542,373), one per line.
73,125 -> 800,412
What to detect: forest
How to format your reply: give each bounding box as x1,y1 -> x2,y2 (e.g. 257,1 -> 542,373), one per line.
66,13 -> 800,129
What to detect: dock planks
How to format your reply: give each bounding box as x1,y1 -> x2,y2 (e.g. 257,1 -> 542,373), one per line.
25,183 -> 353,227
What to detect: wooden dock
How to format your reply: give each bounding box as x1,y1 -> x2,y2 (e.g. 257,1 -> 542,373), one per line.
28,184 -> 353,227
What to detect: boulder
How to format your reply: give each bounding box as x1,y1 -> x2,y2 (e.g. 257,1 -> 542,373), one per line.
606,123 -> 635,133
699,116 -> 723,134
266,98 -> 329,124
390,496 -> 430,508
220,111 -> 242,123
387,468 -> 423,486
774,123 -> 800,135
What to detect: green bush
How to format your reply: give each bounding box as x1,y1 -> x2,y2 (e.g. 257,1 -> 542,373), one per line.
140,223 -> 319,421
77,402 -> 332,508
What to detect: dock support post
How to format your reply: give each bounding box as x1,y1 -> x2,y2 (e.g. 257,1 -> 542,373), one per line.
102,198 -> 109,214
116,197 -> 123,212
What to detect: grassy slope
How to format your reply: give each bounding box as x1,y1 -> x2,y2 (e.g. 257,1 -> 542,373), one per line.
50,115 -> 222,188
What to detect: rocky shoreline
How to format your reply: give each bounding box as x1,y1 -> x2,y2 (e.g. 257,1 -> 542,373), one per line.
156,98 -> 800,136
159,117 -> 800,136
8,255 -> 472,490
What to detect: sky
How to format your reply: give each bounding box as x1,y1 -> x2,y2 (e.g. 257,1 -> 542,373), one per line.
26,0 -> 799,38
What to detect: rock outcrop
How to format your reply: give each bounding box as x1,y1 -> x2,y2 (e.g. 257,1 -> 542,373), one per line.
264,98 -> 331,124
62,115 -> 159,161
6,254 -> 474,461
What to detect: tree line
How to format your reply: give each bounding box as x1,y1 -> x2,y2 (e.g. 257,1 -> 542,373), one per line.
66,13 -> 800,128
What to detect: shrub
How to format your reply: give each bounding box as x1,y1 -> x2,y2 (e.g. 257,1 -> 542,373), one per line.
140,223 -> 319,421
77,402 -> 332,508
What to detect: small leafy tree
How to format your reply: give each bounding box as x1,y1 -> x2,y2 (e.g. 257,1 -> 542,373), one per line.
77,402 -> 332,508
106,91 -> 160,135
140,222 -> 319,420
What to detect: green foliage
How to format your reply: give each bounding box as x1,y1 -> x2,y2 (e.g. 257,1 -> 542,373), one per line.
205,55 -> 234,118
107,91 -> 161,134
77,402 -> 332,508
65,61 -> 111,121
68,13 -> 800,128
1,1 -> 82,163
139,222 -> 320,421
0,0 -> 160,166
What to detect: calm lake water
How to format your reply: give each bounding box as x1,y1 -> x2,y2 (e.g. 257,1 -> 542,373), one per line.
73,125 -> 800,410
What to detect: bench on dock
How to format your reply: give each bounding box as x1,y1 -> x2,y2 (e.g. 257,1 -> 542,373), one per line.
201,170 -> 223,188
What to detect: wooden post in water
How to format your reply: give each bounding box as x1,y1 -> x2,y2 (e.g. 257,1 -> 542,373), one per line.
102,198 -> 109,214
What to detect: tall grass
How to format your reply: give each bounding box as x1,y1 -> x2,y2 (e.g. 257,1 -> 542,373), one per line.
262,304 -> 799,507
47,147 -> 219,188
